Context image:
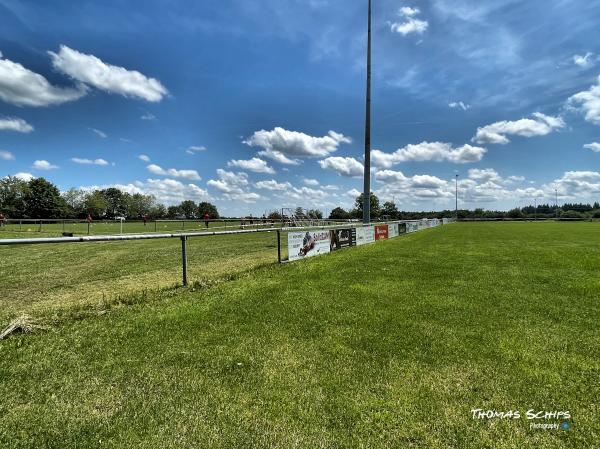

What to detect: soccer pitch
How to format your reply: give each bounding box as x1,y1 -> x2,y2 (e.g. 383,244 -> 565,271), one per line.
0,222 -> 598,448
0,219 -> 274,239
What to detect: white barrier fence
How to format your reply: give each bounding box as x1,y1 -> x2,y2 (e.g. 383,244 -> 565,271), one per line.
286,218 -> 454,262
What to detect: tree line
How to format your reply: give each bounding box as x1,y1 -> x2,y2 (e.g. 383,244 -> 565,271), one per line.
0,176 -> 219,220
3,177 -> 598,221
327,193 -> 600,220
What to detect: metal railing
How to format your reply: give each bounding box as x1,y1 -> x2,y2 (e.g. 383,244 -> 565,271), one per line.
0,219 -> 450,290
0,227 -> 281,287
0,218 -> 355,235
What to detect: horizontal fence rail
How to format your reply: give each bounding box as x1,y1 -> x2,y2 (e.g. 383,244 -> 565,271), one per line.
1,219 -> 454,289
0,227 -> 278,246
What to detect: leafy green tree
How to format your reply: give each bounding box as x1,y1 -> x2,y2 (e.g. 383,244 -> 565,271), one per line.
62,188 -> 86,218
127,193 -> 155,218
507,208 -> 524,219
0,176 -> 29,217
307,209 -> 323,219
353,192 -> 380,219
84,191 -> 108,218
560,210 -> 585,219
23,178 -> 66,218
381,201 -> 398,219
197,201 -> 219,219
268,210 -> 282,220
100,188 -> 128,218
148,204 -> 167,219
179,200 -> 197,219
167,205 -> 182,218
329,207 -> 350,220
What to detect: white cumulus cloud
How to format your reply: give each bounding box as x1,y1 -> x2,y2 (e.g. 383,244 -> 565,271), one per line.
303,178 -> 320,186
390,6 -> 428,36
372,142 -> 486,167
207,169 -> 261,203
374,168 -> 528,205
13,172 -> 35,181
244,127 -> 351,161
49,45 -> 168,102
583,142 -> 600,153
573,53 -> 595,68
32,160 -> 58,170
147,164 -> 201,180
449,101 -> 470,111
319,156 -> 364,177
0,150 -> 15,160
71,158 -> 110,166
0,117 -> 34,133
0,52 -> 86,107
255,180 -> 292,191
138,154 -> 150,162
227,157 -> 275,174
547,171 -> 600,200
568,76 -> 600,125
473,112 -> 565,144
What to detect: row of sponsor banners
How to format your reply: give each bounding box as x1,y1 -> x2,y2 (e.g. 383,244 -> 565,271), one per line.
288,219 -> 447,262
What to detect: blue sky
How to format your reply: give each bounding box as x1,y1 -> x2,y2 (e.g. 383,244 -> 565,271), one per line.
1,0 -> 599,215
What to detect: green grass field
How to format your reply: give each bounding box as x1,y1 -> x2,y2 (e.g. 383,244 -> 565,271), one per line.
0,231 -> 281,324
0,222 -> 598,448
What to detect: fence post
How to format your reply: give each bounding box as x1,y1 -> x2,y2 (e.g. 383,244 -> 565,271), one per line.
154,220 -> 157,232
87,222 -> 90,235
277,230 -> 282,264
39,220 -> 42,232
182,220 -> 185,230
181,236 -> 188,287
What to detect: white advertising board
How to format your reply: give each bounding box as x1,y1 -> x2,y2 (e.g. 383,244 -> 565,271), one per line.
406,222 -> 420,233
388,223 -> 399,239
355,226 -> 375,246
288,230 -> 331,262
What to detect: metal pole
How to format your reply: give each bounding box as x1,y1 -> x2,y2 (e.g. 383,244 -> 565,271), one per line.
277,230 -> 282,263
455,174 -> 458,220
362,0 -> 372,225
155,220 -> 157,232
181,236 -> 188,287
555,189 -> 559,220
534,198 -> 537,221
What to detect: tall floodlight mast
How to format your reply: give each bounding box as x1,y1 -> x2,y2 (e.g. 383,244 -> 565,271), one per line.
455,174 -> 459,220
362,0 -> 372,224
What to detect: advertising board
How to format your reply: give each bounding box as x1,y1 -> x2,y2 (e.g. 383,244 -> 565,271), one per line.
355,226 -> 375,246
374,224 -> 389,240
406,222 -> 420,233
388,223 -> 399,239
329,228 -> 353,251
288,230 -> 331,262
